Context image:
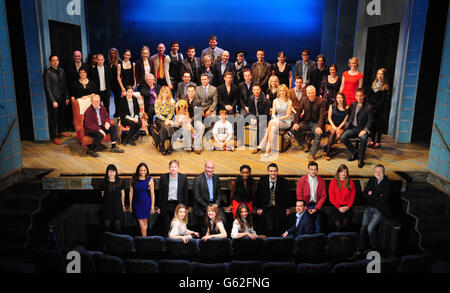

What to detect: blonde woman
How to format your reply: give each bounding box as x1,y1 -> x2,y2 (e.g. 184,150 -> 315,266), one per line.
169,204 -> 199,243
253,84 -> 292,156
135,45 -> 151,86
266,75 -> 280,104
154,86 -> 175,155
339,57 -> 363,104
367,68 -> 390,148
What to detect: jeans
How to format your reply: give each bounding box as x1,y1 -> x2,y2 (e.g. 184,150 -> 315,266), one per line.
341,127 -> 368,159
360,206 -> 384,249
308,203 -> 322,233
292,122 -> 322,155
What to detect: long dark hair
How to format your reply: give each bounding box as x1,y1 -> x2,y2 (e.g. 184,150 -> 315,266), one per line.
334,164 -> 351,191
205,203 -> 221,229
334,92 -> 347,109
236,203 -> 253,231
104,164 -> 121,191
132,162 -> 150,187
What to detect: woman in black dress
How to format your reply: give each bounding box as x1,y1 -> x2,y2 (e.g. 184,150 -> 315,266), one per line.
70,67 -> 97,100
228,165 -> 256,218
202,204 -> 227,241
117,49 -> 136,93
319,64 -> 341,108
108,48 -> 122,118
324,92 -> 349,160
101,164 -> 126,233
271,51 -> 292,88
367,68 -> 390,149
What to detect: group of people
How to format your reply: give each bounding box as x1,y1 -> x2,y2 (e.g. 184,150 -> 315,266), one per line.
101,160 -> 392,252
43,36 -> 390,166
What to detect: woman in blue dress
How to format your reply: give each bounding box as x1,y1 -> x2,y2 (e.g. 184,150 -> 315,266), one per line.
129,162 -> 155,236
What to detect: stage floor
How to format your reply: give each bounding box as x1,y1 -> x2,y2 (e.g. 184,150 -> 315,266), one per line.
22,133 -> 429,178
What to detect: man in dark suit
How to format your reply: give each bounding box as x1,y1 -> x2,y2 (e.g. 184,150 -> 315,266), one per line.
66,50 -> 89,91
254,163 -> 291,236
193,161 -> 225,233
214,50 -> 235,86
247,84 -> 271,150
83,94 -> 124,157
158,160 -> 189,237
292,85 -> 326,161
294,49 -> 316,87
341,88 -> 374,168
175,72 -> 196,100
251,49 -> 271,92
88,54 -> 112,114
182,46 -> 202,85
282,200 -> 314,238
217,71 -> 239,115
359,164 -> 391,251
238,68 -> 254,115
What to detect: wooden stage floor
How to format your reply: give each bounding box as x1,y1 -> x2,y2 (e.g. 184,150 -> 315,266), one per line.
22,133 -> 429,179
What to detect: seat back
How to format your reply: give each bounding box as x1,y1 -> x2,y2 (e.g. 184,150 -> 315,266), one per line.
227,261 -> 263,274
262,262 -> 297,273
293,233 -> 327,264
158,259 -> 192,273
104,232 -> 135,259
331,260 -> 368,273
263,237 -> 294,262
198,238 -> 232,263
231,237 -> 264,260
93,254 -> 125,273
165,238 -> 198,261
398,254 -> 433,273
125,259 -> 158,273
134,236 -> 165,259
326,232 -> 358,263
191,262 -> 228,274
297,263 -> 332,273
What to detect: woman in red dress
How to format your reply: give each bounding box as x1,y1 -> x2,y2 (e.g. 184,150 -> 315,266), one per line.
340,57 -> 363,105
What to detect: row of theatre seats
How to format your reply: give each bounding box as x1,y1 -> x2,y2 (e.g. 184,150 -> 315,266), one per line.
32,231 -> 434,273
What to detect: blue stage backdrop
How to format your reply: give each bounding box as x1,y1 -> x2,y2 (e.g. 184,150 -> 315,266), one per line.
120,0 -> 324,63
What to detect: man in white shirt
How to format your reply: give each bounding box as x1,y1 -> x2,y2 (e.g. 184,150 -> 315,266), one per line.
89,54 -> 112,114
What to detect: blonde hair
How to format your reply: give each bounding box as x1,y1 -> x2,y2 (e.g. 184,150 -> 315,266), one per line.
348,57 -> 359,67
277,84 -> 289,101
268,75 -> 280,91
157,86 -> 175,106
173,204 -> 188,225
371,68 -> 390,91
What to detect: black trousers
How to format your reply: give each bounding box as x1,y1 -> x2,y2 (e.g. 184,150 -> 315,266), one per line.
143,96 -> 155,124
157,78 -> 167,86
98,90 -> 111,115
255,206 -> 286,237
122,118 -> 142,139
112,87 -> 122,118
48,98 -> 65,139
161,201 -> 179,237
86,124 -> 119,150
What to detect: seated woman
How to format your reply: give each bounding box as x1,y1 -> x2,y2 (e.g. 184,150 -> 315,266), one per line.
70,67 -> 97,100
253,84 -> 292,157
228,165 -> 256,218
119,86 -> 142,146
212,110 -> 234,151
324,92 -> 349,160
197,54 -> 216,85
231,203 -> 258,239
329,165 -> 355,232
154,86 -> 176,155
202,204 -> 227,241
169,204 -> 200,243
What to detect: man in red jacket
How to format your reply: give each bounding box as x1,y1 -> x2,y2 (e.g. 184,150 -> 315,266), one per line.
296,161 -> 327,232
83,94 -> 124,157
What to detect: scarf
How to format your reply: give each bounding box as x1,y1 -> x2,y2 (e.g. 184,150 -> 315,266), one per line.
373,81 -> 383,93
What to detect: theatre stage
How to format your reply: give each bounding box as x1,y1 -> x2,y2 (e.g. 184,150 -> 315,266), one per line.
22,134 -> 428,183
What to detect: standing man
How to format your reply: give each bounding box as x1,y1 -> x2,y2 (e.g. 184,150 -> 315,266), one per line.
291,85 -> 326,162
193,161 -> 225,234
66,50 -> 89,91
294,49 -> 316,87
83,94 -> 124,157
182,46 -> 202,85
359,164 -> 391,252
176,72 -> 197,100
168,41 -> 184,95
201,35 -> 224,64
341,88 -> 374,168
214,50 -> 235,86
238,68 -> 254,115
44,55 -> 71,145
150,43 -> 172,89
295,162 -> 327,233
158,160 -> 189,237
251,49 -> 271,92
195,73 -> 218,117
248,84 -> 271,150
254,163 -> 291,236
89,54 -> 112,114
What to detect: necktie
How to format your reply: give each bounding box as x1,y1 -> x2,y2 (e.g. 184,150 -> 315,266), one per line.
204,86 -> 207,97
211,50 -> 215,62
296,214 -> 301,228
270,181 -> 275,191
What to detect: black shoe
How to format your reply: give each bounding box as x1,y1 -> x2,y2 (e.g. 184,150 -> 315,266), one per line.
87,150 -> 99,157
128,139 -> 136,146
110,146 -> 124,153
358,158 -> 365,168
347,152 -> 357,161
167,149 -> 172,155
122,136 -> 128,145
